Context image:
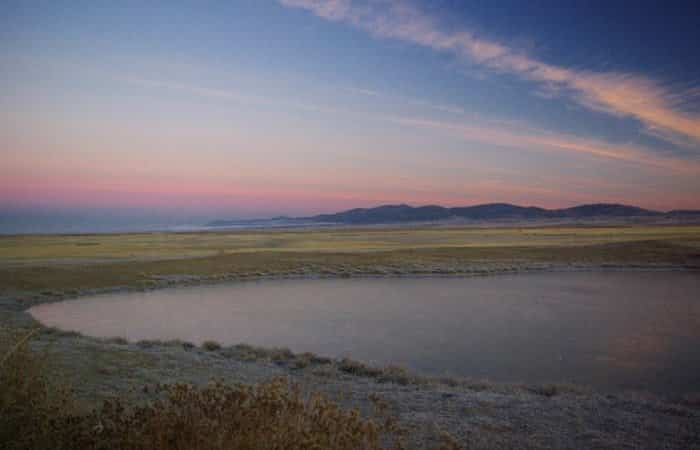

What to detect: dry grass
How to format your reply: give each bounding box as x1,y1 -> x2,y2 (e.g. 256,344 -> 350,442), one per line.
63,380 -> 401,450
1,329 -> 470,450
0,328 -> 74,450
2,224 -> 699,265
2,238 -> 699,300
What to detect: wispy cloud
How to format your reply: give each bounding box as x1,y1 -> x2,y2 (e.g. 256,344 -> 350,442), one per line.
344,86 -> 381,97
121,76 -> 349,116
344,85 -> 465,115
120,75 -> 700,174
280,0 -> 700,148
387,116 -> 700,175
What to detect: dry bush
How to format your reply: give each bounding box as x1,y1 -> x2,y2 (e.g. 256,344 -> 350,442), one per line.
201,340 -> 222,351
0,328 -> 73,450
1,329 -> 411,450
105,336 -> 129,345
66,379 -> 400,450
338,358 -> 384,378
337,359 -> 423,386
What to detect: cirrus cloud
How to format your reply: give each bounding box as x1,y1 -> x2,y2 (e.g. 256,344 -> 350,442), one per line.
280,0 -> 700,148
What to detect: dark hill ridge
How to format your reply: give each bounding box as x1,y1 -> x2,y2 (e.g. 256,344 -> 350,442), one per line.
312,204 -> 452,224
307,203 -> 667,224
561,204 -> 656,218
207,203 -> 700,227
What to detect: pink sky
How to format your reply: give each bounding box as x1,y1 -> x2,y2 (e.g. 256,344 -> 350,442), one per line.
2,0 -> 699,220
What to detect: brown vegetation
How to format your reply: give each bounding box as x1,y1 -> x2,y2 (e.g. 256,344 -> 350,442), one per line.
2,232 -> 699,300
1,328 -> 73,450
1,329 -> 463,450
201,340 -> 222,351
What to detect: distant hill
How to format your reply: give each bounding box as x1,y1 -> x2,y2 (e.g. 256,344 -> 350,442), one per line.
558,204 -> 658,218
311,204 -> 451,224
306,203 -> 666,224
666,209 -> 700,217
207,203 -> 700,227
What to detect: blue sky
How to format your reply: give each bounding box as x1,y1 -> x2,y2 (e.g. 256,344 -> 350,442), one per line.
1,0 -> 699,226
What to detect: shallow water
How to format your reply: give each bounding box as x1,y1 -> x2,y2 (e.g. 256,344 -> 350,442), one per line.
30,271 -> 700,396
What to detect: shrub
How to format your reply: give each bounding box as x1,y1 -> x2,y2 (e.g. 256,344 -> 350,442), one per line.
42,326 -> 82,338
0,328 -> 73,450
336,359 -> 427,386
202,340 -> 222,351
137,339 -> 164,348
163,339 -> 195,350
0,330 -> 417,450
290,352 -> 330,369
230,343 -> 298,362
529,383 -> 559,397
377,365 -> 414,386
337,358 -> 383,378
64,379 -> 398,450
269,347 -> 294,362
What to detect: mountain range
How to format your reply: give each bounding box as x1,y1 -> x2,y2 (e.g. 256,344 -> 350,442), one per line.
208,203 -> 700,227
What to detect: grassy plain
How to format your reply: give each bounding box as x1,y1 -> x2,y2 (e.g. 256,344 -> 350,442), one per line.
2,224 -> 700,264
1,224 -> 699,297
2,224 -> 700,449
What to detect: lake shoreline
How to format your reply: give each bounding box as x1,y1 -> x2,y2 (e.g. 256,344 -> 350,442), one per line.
2,265 -> 699,447
12,261 -> 700,311
21,264 -> 700,394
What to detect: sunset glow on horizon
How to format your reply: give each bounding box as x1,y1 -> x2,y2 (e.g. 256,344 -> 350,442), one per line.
2,0 -> 700,225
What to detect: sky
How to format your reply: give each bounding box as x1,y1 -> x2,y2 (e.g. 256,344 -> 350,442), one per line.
2,0 -> 700,229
